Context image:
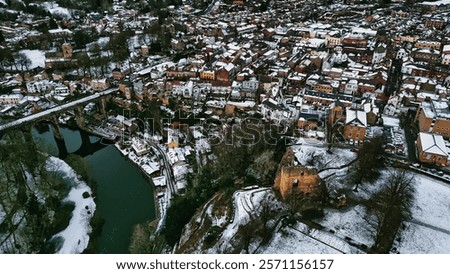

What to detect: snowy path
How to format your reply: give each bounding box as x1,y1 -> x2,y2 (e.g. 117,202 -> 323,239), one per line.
407,220 -> 450,236
213,188 -> 269,252
287,224 -> 347,254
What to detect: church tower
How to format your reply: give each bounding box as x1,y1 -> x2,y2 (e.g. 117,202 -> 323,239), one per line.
62,43 -> 73,59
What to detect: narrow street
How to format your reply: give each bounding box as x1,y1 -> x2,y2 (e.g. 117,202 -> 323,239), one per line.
147,141 -> 177,231
403,110 -> 418,163
148,142 -> 176,194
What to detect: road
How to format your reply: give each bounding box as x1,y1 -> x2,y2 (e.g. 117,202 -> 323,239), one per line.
0,88 -> 118,132
404,121 -> 418,162
148,142 -> 176,194
148,141 -> 177,231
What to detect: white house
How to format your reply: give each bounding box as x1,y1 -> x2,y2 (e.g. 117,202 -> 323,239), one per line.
260,98 -> 293,125
51,86 -> 70,96
372,44 -> 387,64
396,48 -> 407,59
442,54 -> 450,66
344,79 -> 358,95
26,80 -> 53,94
0,94 -> 23,105
242,77 -> 259,91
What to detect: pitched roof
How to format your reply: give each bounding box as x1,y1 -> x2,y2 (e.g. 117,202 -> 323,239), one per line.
345,109 -> 367,127
419,132 -> 448,157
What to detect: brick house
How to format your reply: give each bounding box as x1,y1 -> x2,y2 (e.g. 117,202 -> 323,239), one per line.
344,109 -> 367,143
417,132 -> 448,166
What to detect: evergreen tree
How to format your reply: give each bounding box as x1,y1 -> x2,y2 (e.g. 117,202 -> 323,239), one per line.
49,18 -> 58,29
73,30 -> 91,50
0,31 -> 5,44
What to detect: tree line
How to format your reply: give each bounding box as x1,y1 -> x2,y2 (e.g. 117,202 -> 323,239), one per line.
0,130 -> 71,253
163,123 -> 287,247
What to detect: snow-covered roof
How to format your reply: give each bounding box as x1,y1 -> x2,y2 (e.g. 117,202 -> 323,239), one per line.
419,132 -> 448,157
421,0 -> 450,5
153,176 -> 167,187
443,45 -> 450,53
346,109 -> 367,127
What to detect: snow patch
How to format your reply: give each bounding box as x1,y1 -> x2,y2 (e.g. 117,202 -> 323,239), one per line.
261,225 -> 341,254
210,188 -> 272,253
394,223 -> 450,254
421,0 -> 450,5
47,157 -> 96,254
19,50 -> 45,69
412,174 -> 450,229
291,144 -> 356,170
41,2 -> 72,18
319,205 -> 374,247
394,173 -> 450,254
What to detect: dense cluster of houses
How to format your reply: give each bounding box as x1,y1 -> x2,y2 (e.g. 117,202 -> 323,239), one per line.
1,0 -> 450,167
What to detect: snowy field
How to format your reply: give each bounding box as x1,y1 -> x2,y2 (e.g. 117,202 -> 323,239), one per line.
262,170 -> 450,254
319,205 -> 374,248
394,223 -> 450,253
19,50 -> 45,69
394,174 -> 450,253
411,174 -> 450,229
261,225 -> 341,254
46,157 -> 96,254
261,211 -> 366,254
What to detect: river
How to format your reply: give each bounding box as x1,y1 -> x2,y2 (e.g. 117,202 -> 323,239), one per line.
33,125 -> 156,254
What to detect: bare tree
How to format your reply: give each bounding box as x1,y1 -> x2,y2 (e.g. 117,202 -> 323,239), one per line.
237,219 -> 262,254
284,187 -> 307,217
17,53 -> 31,72
366,169 -> 415,253
353,136 -> 384,191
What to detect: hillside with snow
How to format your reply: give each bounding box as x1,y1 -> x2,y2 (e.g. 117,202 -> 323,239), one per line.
175,138 -> 450,254
46,157 -> 96,254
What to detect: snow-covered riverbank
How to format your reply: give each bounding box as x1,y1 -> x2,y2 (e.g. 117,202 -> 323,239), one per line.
46,157 -> 96,254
